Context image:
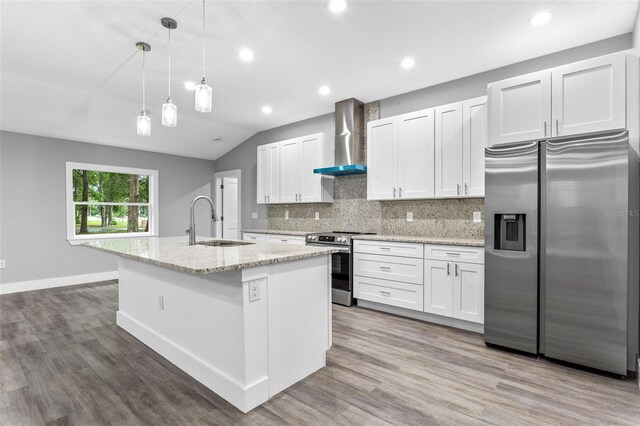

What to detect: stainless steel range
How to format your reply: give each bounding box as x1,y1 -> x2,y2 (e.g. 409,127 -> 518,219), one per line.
305,231 -> 375,306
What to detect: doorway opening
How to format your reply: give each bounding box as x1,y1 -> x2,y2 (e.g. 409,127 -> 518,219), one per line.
214,169 -> 241,239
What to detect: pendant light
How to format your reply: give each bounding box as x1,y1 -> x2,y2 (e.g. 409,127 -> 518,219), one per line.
136,42 -> 151,136
161,17 -> 178,127
195,0 -> 212,112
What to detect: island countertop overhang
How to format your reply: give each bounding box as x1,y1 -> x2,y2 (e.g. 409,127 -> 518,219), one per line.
82,236 -> 337,275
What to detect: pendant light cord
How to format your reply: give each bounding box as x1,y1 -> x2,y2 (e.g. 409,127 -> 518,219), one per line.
201,0 -> 206,80
168,27 -> 172,99
142,49 -> 146,112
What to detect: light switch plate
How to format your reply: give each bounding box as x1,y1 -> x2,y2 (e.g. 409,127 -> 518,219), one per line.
251,212 -> 258,219
0,260 -> 5,269
406,212 -> 413,222
473,212 -> 482,223
285,210 -> 289,220
315,212 -> 320,220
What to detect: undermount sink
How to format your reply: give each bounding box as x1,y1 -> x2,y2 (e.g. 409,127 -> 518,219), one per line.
196,240 -> 254,248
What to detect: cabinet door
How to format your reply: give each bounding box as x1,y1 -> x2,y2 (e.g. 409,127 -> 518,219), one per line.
299,133 -> 323,202
462,97 -> 487,197
488,70 -> 551,145
256,145 -> 270,204
424,260 -> 453,317
552,53 -> 626,137
397,108 -> 435,199
267,142 -> 281,203
367,117 -> 397,200
452,263 -> 484,324
279,138 -> 300,203
435,102 -> 463,198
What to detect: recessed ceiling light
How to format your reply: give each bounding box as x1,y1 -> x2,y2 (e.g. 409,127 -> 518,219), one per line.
238,48 -> 254,62
262,105 -> 273,114
318,85 -> 331,96
529,12 -> 553,26
328,0 -> 347,13
184,81 -> 196,90
400,57 -> 415,69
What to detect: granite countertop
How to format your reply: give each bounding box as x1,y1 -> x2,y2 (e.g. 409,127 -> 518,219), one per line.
82,236 -> 337,275
242,229 -> 315,236
351,235 -> 485,247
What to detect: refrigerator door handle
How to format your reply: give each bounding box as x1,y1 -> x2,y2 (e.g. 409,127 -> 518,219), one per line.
447,263 -> 450,276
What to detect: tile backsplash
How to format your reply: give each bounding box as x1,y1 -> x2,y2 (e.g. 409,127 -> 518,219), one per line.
268,175 -> 484,239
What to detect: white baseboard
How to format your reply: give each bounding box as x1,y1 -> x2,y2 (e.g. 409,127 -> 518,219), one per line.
0,271 -> 118,295
357,300 -> 485,334
117,311 -> 269,413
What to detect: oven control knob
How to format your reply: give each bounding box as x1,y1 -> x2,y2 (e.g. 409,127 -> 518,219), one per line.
338,237 -> 346,243
309,235 -> 317,241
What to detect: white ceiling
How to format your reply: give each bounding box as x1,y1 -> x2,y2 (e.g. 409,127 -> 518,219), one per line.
1,1 -> 638,161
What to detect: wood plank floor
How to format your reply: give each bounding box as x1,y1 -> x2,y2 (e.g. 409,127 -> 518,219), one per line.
1,280 -> 639,425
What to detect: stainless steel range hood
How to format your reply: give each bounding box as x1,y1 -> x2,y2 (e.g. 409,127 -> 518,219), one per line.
313,98 -> 367,176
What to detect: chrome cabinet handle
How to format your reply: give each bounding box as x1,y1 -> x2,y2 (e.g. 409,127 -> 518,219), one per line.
380,290 -> 391,295
544,121 -> 547,137
447,263 -> 450,276
379,266 -> 391,270
296,194 -> 299,201
393,187 -> 396,198
556,119 -> 559,135
455,264 -> 459,277
446,252 -> 460,256
280,239 -> 288,242
464,183 -> 468,195
456,184 -> 460,195
399,187 -> 402,198
379,247 -> 391,250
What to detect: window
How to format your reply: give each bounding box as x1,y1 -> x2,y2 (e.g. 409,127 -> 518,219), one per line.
66,162 -> 158,244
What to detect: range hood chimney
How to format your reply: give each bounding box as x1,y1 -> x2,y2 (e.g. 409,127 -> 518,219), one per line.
313,98 -> 367,176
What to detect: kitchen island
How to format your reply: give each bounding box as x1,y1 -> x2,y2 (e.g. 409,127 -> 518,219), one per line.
83,236 -> 336,413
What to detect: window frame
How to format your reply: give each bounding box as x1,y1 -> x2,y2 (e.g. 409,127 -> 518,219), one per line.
65,162 -> 159,245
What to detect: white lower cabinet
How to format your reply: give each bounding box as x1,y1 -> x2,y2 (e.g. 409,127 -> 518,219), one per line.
354,240 -> 485,328
265,235 -> 306,245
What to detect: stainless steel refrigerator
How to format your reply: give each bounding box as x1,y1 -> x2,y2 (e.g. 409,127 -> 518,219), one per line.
484,130 -> 639,376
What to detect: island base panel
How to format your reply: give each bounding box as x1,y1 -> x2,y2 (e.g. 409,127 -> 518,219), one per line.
116,255 -> 331,413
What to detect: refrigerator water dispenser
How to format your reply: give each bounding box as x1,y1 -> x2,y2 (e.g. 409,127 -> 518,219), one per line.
494,214 -> 525,251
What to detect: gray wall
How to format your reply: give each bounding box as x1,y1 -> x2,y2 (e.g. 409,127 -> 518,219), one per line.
0,131 -> 216,285
214,34 -> 633,232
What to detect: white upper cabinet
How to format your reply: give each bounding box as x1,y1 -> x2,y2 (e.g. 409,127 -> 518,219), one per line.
256,142 -> 280,204
279,138 -> 300,203
397,109 -> 436,199
488,70 -> 551,146
551,53 -> 626,137
257,132 -> 332,205
367,117 -> 397,200
488,52 -> 631,146
435,102 -> 464,197
299,133 -> 325,202
462,96 -> 487,197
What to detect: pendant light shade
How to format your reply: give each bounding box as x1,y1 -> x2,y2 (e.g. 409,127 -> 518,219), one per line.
195,0 -> 212,112
161,17 -> 178,127
136,42 -> 151,136
137,112 -> 151,136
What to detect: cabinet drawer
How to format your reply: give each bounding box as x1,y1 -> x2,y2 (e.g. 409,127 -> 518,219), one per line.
243,233 -> 266,242
353,253 -> 424,285
424,245 -> 484,264
266,235 -> 306,245
353,240 -> 424,258
354,276 -> 424,311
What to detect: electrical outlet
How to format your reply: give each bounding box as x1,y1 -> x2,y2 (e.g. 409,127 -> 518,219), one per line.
251,212 -> 258,219
249,281 -> 260,302
315,212 -> 320,220
406,212 -> 413,222
158,295 -> 164,310
473,212 -> 482,223
285,210 -> 289,220
0,260 -> 5,269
